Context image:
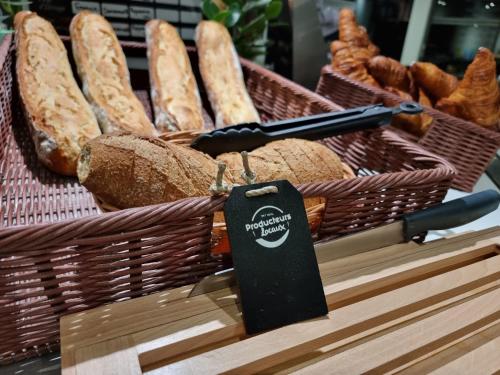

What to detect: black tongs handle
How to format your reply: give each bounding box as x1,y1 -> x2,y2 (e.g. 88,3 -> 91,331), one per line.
191,102 -> 422,157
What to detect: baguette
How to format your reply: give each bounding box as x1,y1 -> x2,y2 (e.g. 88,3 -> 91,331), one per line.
70,11 -> 156,136
146,20 -> 204,132
78,135 -> 346,210
195,20 -> 260,128
14,11 -> 101,176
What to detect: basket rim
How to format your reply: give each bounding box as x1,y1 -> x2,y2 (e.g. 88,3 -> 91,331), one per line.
0,34 -> 11,70
320,64 -> 500,142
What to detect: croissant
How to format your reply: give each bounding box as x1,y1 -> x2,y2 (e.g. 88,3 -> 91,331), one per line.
418,88 -> 434,133
330,40 -> 347,55
436,48 -> 500,128
410,62 -> 458,99
338,8 -> 379,53
359,25 -> 380,56
385,87 -> 433,136
332,47 -> 380,87
367,55 -> 411,92
331,40 -> 375,65
338,8 -> 366,47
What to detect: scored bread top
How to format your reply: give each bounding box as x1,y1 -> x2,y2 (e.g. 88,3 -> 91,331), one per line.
217,138 -> 344,185
70,11 -> 156,136
146,20 -> 204,132
14,11 -> 101,175
78,133 -> 234,209
196,20 -> 260,128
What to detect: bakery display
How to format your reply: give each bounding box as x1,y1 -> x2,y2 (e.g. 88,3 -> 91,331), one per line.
14,11 -> 101,176
436,48 -> 500,129
146,19 -> 204,132
70,11 -> 156,136
78,134 -> 347,210
195,20 -> 260,128
329,7 -> 500,134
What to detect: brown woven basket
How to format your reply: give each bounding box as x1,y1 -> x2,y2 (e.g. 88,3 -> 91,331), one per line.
0,35 -> 454,363
316,65 -> 500,192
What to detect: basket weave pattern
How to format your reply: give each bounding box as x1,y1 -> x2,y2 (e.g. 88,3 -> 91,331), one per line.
0,37 -> 454,363
316,65 -> 500,192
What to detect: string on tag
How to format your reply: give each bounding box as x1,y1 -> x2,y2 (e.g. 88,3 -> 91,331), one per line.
245,185 -> 279,197
240,151 -> 256,185
210,162 -> 233,195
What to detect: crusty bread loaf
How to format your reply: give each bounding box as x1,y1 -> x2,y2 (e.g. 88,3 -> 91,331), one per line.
195,20 -> 260,128
70,11 -> 156,136
78,134 -> 345,211
218,139 -> 344,185
78,133 -> 234,209
14,11 -> 101,176
146,20 -> 204,132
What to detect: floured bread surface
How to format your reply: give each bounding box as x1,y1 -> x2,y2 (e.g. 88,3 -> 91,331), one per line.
78,133 -> 233,209
14,11 -> 101,176
146,20 -> 204,132
196,20 -> 260,128
218,139 -> 344,184
70,11 -> 155,136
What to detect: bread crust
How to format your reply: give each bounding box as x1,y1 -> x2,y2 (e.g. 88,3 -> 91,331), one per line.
217,139 -> 344,185
410,62 -> 458,99
78,136 -> 346,210
70,11 -> 156,136
14,11 -> 101,176
78,133 -> 233,209
436,48 -> 500,128
195,21 -> 260,128
146,20 -> 204,132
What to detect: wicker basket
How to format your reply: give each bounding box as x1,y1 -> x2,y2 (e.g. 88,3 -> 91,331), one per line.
0,35 -> 454,363
316,65 -> 500,192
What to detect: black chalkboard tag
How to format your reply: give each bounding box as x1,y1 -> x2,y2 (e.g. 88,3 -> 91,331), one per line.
224,180 -> 328,335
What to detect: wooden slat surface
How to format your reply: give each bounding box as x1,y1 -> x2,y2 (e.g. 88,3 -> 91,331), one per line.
398,320 -> 500,375
60,227 -> 500,375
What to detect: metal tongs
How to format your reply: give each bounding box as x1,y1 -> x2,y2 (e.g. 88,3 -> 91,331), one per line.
191,102 -> 422,157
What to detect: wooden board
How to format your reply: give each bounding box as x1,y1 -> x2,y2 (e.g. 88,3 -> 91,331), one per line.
60,227 -> 500,375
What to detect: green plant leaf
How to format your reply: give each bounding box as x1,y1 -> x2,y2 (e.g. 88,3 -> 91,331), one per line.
213,9 -> 229,23
202,0 -> 221,19
1,3 -> 13,15
225,3 -> 241,27
238,14 -> 267,38
265,0 -> 282,20
242,0 -> 271,14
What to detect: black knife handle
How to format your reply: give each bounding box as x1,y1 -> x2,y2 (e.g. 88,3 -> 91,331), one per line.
403,190 -> 500,241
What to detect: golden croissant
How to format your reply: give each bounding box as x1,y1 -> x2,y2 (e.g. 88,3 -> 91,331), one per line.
332,47 -> 380,87
410,62 -> 458,99
385,87 -> 433,136
436,47 -> 500,128
367,55 -> 411,92
338,8 -> 368,47
418,88 -> 434,134
331,40 -> 375,65
338,8 -> 379,55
